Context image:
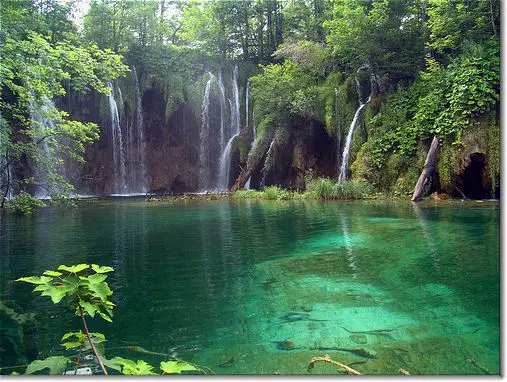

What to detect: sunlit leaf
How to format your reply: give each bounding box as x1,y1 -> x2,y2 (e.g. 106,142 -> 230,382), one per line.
160,360 -> 198,374
87,273 -> 108,284
43,270 -> 62,277
88,281 -> 112,301
79,300 -> 97,317
91,264 -> 114,273
40,285 -> 69,304
15,276 -> 52,285
98,312 -> 112,323
58,264 -> 90,273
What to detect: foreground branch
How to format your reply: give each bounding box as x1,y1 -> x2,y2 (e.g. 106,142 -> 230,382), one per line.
78,306 -> 108,375
307,355 -> 362,375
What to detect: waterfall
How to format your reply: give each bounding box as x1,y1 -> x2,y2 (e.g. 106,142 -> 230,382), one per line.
29,97 -> 63,198
216,65 -> 241,191
133,66 -> 147,193
107,82 -> 127,194
216,69 -> 227,151
337,79 -> 372,182
199,73 -> 215,190
261,139 -> 275,188
217,133 -> 239,191
231,64 -> 241,135
245,83 -> 254,190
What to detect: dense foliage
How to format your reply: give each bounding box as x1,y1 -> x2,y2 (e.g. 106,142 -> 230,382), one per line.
0,0 -> 128,207
0,0 -> 500,203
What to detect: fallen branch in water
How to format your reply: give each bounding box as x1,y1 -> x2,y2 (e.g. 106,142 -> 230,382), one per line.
466,357 -> 491,375
307,355 -> 362,375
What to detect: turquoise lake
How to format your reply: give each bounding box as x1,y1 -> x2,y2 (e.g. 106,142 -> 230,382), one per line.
0,199 -> 500,375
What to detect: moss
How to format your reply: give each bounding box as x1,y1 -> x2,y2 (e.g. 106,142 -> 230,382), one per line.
487,111 -> 500,194
393,167 -> 420,196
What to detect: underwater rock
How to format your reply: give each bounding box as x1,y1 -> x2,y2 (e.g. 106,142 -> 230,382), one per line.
272,340 -> 297,351
350,334 -> 368,345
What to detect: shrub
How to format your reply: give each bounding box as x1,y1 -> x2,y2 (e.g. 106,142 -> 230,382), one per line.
262,186 -> 292,200
232,190 -> 263,199
331,179 -> 374,199
306,178 -> 334,199
5,192 -> 46,215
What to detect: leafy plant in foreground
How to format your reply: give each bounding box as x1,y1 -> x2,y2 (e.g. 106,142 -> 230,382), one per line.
15,264 -> 209,375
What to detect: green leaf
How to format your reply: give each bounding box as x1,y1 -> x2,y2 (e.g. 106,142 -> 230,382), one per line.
98,312 -> 113,322
91,264 -> 114,273
58,264 -> 90,273
61,341 -> 82,350
40,285 -> 69,304
61,331 -> 85,342
88,281 -> 112,301
15,276 -> 52,285
120,360 -> 156,375
33,284 -> 49,292
100,356 -> 124,372
24,356 -> 70,375
43,270 -> 63,277
79,300 -> 97,317
62,274 -> 81,290
160,361 -> 198,374
90,332 -> 106,343
87,273 -> 108,284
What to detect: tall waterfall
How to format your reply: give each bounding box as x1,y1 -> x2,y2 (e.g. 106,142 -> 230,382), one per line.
216,69 -> 227,151
107,82 -> 127,194
231,65 -> 241,135
217,64 -> 241,191
133,66 -> 147,193
199,73 -> 215,190
30,97 -> 63,198
337,78 -> 372,182
245,82 -> 254,190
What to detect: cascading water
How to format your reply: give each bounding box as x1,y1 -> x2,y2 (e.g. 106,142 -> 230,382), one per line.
217,132 -> 239,191
261,139 -> 275,188
199,73 -> 215,190
231,65 -> 241,136
245,82 -> 254,190
133,66 -> 147,193
337,75 -> 373,182
217,64 -> 241,191
30,96 -> 62,198
216,69 -> 227,151
107,82 -> 127,194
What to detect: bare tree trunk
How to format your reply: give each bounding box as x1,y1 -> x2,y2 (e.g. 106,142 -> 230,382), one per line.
411,136 -> 440,202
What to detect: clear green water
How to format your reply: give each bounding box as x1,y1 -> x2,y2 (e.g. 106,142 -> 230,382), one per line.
0,199 -> 500,375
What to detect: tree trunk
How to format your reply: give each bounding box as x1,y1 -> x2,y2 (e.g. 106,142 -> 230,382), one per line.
232,125 -> 274,191
411,135 -> 440,202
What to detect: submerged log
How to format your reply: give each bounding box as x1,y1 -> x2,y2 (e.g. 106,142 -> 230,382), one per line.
411,136 -> 440,202
231,125 -> 275,191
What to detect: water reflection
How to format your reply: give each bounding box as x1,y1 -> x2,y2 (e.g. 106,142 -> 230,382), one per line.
412,202 -> 441,271
340,213 -> 358,278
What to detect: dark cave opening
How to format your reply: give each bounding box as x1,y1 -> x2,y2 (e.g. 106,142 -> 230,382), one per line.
462,153 -> 488,199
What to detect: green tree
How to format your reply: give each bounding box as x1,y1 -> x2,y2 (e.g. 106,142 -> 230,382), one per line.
0,28 -> 128,207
